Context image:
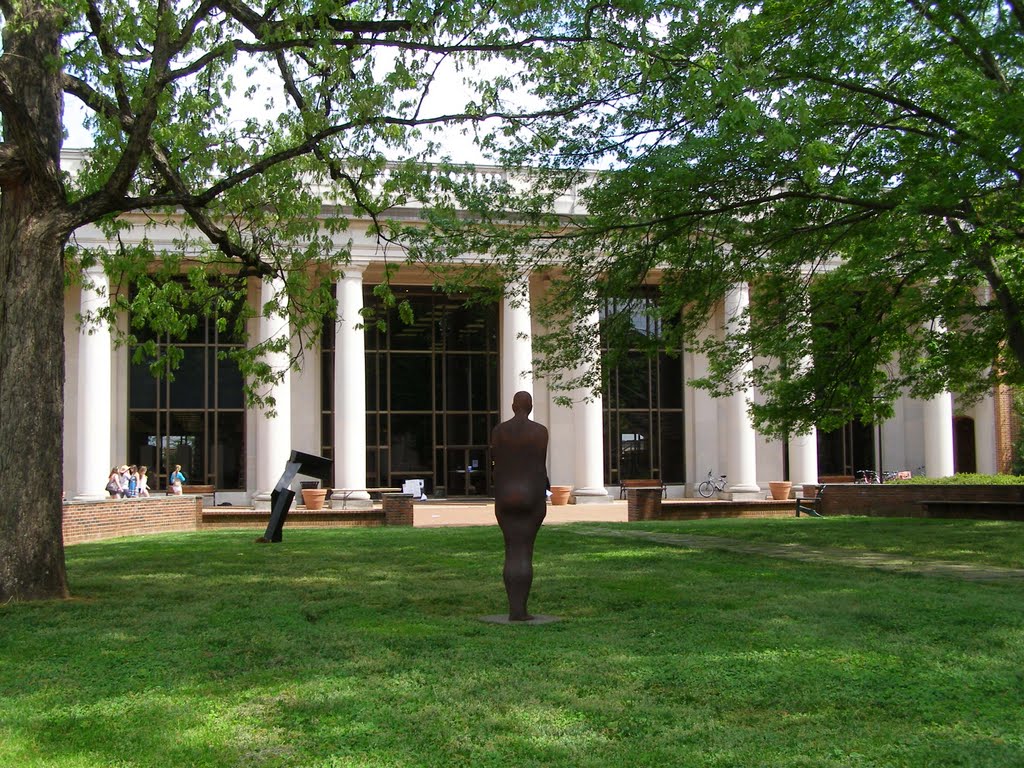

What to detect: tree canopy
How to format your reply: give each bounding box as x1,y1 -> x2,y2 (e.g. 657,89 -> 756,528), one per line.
0,0 -> 580,601
403,0 -> 1024,437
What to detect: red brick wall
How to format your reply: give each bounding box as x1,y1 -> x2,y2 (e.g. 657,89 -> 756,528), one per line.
995,385 -> 1019,474
382,494 -> 414,526
200,509 -> 387,529
627,489 -> 796,521
813,483 -> 1024,518
63,496 -> 201,545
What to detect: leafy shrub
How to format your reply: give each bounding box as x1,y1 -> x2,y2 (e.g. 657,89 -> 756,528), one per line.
891,473 -> 1024,485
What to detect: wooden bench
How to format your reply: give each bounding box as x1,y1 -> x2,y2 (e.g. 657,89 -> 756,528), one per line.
817,475 -> 854,484
795,484 -> 825,517
619,479 -> 667,500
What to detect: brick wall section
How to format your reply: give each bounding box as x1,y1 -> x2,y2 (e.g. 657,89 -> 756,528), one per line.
63,496 -> 201,545
626,484 -> 1024,522
658,501 -> 797,521
995,384 -> 1021,474
382,494 -> 414,526
812,483 -> 1024,519
200,509 -> 387,529
627,489 -> 796,521
627,489 -> 662,521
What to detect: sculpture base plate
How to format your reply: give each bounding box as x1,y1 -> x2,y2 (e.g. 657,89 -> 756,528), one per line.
479,614 -> 561,625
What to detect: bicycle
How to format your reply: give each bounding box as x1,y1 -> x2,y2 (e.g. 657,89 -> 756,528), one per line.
697,469 -> 727,498
856,469 -> 905,484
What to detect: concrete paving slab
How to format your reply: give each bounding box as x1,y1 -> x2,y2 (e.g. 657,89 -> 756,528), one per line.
414,500 -> 628,528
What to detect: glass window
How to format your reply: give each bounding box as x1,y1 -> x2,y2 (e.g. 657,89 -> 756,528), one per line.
658,355 -> 683,409
389,354 -> 433,410
389,413 -> 432,471
128,279 -> 247,489
128,412 -> 159,473
446,356 -> 471,408
130,359 -> 158,409
215,412 -> 244,489
326,287 -> 499,496
447,414 -> 470,446
602,290 -> 686,485
215,352 -> 244,409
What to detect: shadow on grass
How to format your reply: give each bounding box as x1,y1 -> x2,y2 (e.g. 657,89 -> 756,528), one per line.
2,524 -> 1023,767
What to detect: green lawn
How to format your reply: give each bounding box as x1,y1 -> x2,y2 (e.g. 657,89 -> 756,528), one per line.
2,519 -> 1023,767
625,516 -> 1024,568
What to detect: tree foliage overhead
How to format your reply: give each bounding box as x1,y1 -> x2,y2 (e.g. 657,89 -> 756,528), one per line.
0,0 -> 580,601
5,0 -> 590,378
403,0 -> 1024,436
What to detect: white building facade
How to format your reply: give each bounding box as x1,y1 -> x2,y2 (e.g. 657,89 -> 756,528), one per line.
61,177 -> 1006,505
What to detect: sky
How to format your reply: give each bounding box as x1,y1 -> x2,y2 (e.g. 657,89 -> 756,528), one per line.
61,51 -> 504,168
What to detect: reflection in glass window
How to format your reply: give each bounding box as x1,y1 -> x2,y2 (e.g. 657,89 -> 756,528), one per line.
127,279 -> 247,490
323,287 -> 499,496
602,290 -> 686,485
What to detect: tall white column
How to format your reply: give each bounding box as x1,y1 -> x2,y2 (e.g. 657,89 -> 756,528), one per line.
722,283 -> 760,497
500,273 -> 534,421
788,342 -> 818,491
74,266 -> 113,499
788,429 -> 819,492
253,276 -> 292,508
332,265 -> 371,508
571,310 -> 610,503
923,391 -> 955,478
973,390 -> 997,475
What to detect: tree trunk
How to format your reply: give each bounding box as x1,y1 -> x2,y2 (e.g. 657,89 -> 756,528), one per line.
0,2 -> 71,601
0,216 -> 70,602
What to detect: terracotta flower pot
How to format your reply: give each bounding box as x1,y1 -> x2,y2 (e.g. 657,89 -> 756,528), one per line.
549,485 -> 572,505
302,488 -> 328,510
768,481 -> 792,500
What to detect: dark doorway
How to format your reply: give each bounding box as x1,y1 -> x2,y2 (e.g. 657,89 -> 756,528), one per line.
954,416 -> 977,473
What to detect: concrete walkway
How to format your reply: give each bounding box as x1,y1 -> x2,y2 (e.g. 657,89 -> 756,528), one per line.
413,500 -> 629,528
571,526 -> 1024,583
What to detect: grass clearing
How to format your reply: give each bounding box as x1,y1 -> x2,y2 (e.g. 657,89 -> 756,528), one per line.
625,516 -> 1024,568
2,520 -> 1023,767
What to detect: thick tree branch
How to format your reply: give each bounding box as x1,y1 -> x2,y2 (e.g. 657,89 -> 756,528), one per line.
908,0 -> 1010,89
948,218 -> 1024,370
0,142 -> 27,186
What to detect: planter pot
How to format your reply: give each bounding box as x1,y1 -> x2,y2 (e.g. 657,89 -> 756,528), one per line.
549,485 -> 572,506
302,488 -> 328,510
768,481 -> 793,500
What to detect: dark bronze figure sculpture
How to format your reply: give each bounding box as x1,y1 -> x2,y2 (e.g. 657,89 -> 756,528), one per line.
490,391 -> 550,621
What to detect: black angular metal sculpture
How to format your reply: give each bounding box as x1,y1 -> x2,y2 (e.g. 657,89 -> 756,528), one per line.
489,391 -> 550,621
256,450 -> 332,543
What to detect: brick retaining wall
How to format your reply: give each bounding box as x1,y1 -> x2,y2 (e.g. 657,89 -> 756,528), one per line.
627,489 -> 797,521
200,508 -> 388,529
812,484 -> 1024,518
63,496 -> 202,545
626,485 -> 1024,522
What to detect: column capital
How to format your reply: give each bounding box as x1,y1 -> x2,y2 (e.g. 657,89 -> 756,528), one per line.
81,262 -> 108,279
341,261 -> 369,278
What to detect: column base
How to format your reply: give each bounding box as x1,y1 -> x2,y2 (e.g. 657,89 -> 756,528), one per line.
331,490 -> 372,510
251,491 -> 290,511
725,485 -> 763,501
570,487 -> 612,504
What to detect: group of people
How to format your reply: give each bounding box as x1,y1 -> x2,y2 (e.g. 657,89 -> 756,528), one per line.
106,464 -> 149,498
105,464 -> 187,498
